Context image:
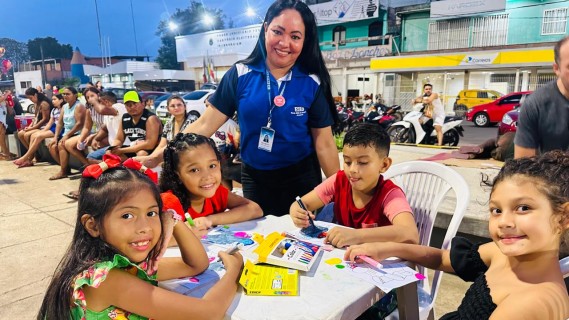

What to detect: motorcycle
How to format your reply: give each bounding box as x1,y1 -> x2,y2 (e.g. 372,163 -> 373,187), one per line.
364,106 -> 399,131
377,104 -> 403,122
387,107 -> 464,146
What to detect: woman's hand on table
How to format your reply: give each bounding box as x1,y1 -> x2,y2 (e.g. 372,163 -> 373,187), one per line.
344,242 -> 393,263
325,226 -> 360,248
290,206 -> 316,228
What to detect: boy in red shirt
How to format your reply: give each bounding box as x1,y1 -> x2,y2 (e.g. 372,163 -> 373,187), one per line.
290,123 -> 418,248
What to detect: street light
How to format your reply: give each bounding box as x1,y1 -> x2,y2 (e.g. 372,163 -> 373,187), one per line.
203,13 -> 214,27
245,7 -> 264,23
168,21 -> 178,31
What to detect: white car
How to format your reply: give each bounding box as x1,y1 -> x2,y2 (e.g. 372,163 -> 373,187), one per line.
155,90 -> 215,121
17,95 -> 35,114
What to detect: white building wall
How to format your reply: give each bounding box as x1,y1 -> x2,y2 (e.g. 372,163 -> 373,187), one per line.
13,70 -> 42,95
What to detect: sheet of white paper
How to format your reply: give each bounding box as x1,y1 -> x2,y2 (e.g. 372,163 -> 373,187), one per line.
345,262 -> 422,293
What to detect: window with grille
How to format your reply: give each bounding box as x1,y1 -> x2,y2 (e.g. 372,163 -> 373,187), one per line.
333,26 -> 346,46
428,18 -> 470,50
542,8 -> 568,35
428,14 -> 508,50
472,14 -> 508,47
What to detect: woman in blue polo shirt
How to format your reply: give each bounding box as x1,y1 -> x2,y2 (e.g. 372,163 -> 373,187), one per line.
184,0 -> 339,216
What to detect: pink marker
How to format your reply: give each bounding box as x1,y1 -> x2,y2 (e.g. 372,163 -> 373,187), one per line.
358,255 -> 384,269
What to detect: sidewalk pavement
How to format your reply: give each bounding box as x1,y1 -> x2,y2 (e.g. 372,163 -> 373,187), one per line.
0,145 -> 495,319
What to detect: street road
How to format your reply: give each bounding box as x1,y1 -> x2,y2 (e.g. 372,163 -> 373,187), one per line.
458,122 -> 498,146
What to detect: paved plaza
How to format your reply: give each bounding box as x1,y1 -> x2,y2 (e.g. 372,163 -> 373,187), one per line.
0,144 -> 496,318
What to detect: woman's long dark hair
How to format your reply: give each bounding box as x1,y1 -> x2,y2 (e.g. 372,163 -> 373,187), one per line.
37,168 -> 165,319
239,0 -> 338,126
25,87 -> 53,111
159,133 -> 221,210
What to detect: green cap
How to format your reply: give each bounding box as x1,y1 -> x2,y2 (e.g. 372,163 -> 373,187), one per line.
123,91 -> 140,103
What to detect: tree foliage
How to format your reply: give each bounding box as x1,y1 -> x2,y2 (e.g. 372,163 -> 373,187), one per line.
155,1 -> 225,70
27,37 -> 72,60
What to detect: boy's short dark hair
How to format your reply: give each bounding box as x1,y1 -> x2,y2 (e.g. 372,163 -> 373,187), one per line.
100,91 -> 117,103
343,123 -> 390,156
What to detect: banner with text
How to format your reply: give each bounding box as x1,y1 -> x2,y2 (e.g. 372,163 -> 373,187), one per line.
308,0 -> 380,26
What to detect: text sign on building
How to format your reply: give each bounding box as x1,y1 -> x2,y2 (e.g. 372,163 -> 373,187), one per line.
430,0 -> 506,19
459,53 -> 498,65
308,0 -> 380,26
322,45 -> 391,62
176,25 -> 261,61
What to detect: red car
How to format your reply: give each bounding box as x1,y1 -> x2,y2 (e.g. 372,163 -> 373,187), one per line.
466,91 -> 532,127
498,106 -> 520,136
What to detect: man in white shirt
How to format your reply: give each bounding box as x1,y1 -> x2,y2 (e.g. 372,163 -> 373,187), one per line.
412,83 -> 445,145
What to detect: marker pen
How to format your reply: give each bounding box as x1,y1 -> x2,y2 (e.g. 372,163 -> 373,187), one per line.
358,255 -> 384,269
184,212 -> 195,227
295,196 -> 315,227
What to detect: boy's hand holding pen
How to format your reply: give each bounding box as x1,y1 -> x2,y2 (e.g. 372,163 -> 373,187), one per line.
290,196 -> 316,228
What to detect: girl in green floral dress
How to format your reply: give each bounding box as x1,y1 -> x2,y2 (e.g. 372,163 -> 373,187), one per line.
38,155 -> 244,319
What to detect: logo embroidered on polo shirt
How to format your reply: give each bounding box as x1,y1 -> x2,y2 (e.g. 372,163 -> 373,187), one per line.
291,106 -> 306,116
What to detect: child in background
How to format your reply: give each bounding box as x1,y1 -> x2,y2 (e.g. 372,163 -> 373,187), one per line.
290,123 -> 418,248
160,133 -> 262,231
346,150 -> 569,319
38,155 -> 244,319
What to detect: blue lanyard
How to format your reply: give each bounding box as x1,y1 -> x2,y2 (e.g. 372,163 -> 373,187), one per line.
265,69 -> 288,128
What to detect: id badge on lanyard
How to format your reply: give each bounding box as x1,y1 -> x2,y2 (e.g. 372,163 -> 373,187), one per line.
258,69 -> 287,152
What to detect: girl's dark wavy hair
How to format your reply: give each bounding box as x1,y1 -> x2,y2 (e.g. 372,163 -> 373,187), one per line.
492,150 -> 569,219
239,0 -> 339,127
159,133 -> 221,210
82,87 -> 101,108
37,167 -> 165,319
52,94 -> 65,107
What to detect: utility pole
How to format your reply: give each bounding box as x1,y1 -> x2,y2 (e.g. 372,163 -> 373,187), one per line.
40,44 -> 47,87
130,0 -> 139,56
94,0 -> 104,68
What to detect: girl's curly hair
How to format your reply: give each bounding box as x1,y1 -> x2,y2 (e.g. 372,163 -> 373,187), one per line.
492,150 -> 569,219
159,133 -> 221,210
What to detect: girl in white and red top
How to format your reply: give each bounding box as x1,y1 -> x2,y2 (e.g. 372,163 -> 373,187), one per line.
290,123 -> 419,249
159,133 -> 262,232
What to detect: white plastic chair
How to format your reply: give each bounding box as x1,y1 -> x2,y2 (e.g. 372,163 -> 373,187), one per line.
382,161 -> 470,320
560,256 -> 569,278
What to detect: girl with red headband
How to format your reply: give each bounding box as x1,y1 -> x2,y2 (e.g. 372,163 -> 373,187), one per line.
38,155 -> 244,319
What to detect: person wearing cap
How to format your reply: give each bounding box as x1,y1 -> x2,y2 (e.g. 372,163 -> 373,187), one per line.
106,91 -> 161,160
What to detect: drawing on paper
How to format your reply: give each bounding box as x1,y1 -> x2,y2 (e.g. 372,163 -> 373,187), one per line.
345,262 -> 421,292
202,226 -> 255,247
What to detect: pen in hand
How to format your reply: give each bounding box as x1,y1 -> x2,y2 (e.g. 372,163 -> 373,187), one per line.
184,212 -> 196,227
226,243 -> 243,255
295,196 -> 315,227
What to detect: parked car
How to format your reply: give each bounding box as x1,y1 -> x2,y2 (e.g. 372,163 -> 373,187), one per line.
465,91 -> 532,127
153,93 -> 172,109
498,105 -> 520,136
201,82 -> 218,90
17,95 -> 35,114
104,87 -> 136,103
453,89 -> 503,117
155,89 -> 215,121
139,91 -> 169,102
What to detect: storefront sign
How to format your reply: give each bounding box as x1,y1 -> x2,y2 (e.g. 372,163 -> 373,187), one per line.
370,49 -> 553,72
323,45 -> 391,62
431,0 -> 506,19
176,24 -> 261,60
459,53 -> 498,65
308,0 -> 380,26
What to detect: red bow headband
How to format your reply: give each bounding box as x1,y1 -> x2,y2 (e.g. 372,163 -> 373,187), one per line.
82,154 -> 158,184
123,158 -> 158,184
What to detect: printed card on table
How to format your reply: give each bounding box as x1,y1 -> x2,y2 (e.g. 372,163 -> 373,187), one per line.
250,232 -> 322,272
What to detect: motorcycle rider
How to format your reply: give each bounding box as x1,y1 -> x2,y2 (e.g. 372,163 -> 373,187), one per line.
412,84 -> 444,146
